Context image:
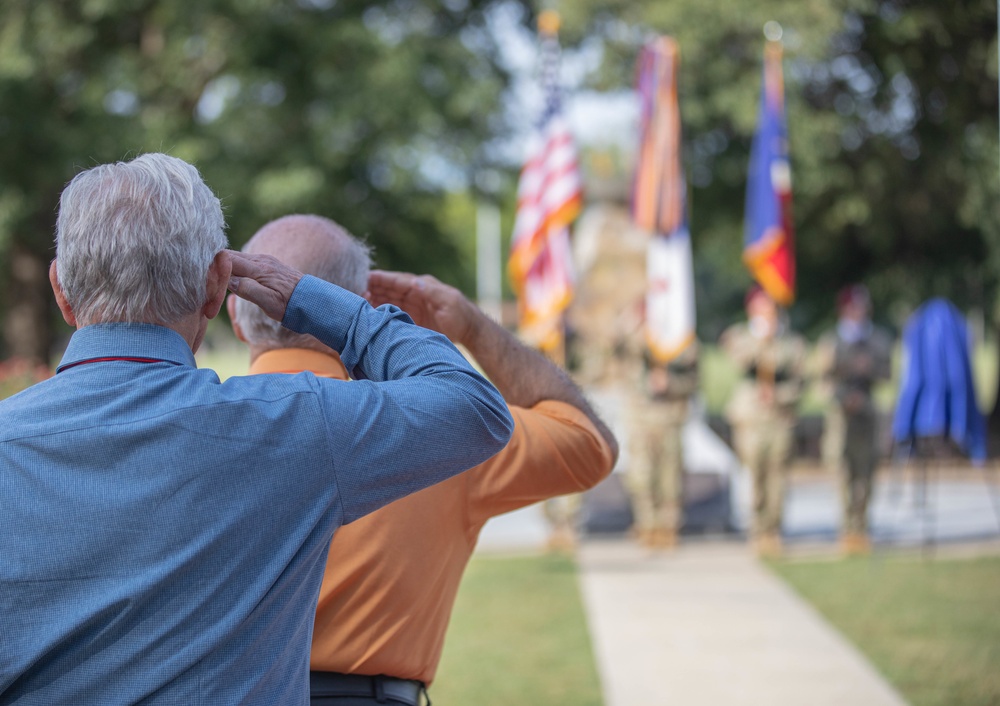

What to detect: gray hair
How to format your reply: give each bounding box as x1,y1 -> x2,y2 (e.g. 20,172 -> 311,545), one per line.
233,214 -> 372,350
56,153 -> 227,326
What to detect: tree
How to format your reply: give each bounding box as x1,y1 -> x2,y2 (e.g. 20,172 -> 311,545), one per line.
0,0 -> 522,363
550,0 -> 998,340
796,0 -> 999,329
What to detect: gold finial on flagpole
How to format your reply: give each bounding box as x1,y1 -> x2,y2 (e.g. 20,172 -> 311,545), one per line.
763,20 -> 783,43
538,10 -> 561,36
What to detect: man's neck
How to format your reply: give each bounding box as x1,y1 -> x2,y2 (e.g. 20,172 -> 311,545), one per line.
80,312 -> 205,354
248,346 -> 348,379
247,340 -> 338,366
168,313 -> 207,353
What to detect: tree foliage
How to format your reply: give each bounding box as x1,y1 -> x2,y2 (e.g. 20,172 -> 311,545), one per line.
0,0 -> 519,362
558,0 -> 999,338
1,0 -> 997,360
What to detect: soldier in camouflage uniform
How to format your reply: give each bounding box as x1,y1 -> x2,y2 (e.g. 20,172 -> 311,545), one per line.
721,287 -> 805,556
816,285 -> 893,555
548,203 -> 646,554
625,340 -> 699,550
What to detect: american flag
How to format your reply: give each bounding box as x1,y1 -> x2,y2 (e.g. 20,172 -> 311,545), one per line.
508,14 -> 582,353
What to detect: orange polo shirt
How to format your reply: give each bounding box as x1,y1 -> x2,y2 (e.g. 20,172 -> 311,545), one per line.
248,348 -> 614,686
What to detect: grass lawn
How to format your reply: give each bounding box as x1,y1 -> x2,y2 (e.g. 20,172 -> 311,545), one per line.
431,554 -> 603,706
771,555 -> 1000,706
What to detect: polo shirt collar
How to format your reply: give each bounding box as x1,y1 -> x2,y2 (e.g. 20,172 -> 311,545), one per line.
57,323 -> 197,373
249,348 -> 349,380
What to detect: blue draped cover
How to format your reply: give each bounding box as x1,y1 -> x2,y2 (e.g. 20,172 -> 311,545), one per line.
892,298 -> 986,463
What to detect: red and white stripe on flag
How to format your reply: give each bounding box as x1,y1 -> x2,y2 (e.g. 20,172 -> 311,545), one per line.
517,226 -> 575,351
508,54 -> 583,353
508,114 -> 582,287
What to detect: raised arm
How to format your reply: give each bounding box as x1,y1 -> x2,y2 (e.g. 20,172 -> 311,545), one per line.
228,251 -> 515,520
227,251 -> 302,322
368,269 -> 619,463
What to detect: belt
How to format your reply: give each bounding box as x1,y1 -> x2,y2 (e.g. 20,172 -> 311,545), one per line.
309,671 -> 428,706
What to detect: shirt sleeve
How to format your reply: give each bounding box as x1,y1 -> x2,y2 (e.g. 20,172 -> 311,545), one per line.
465,400 -> 615,529
282,275 -> 515,523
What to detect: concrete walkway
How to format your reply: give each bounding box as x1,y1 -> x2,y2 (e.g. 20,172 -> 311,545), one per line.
577,539 -> 910,706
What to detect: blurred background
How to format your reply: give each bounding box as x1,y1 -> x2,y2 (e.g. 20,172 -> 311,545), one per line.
1,2 -> 998,705
0,0 -> 997,367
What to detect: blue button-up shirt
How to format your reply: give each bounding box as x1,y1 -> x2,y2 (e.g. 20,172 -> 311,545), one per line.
0,276 -> 512,705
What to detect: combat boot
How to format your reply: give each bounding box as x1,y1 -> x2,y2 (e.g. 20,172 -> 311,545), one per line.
840,531 -> 871,556
754,532 -> 783,558
645,527 -> 678,551
545,526 -> 577,555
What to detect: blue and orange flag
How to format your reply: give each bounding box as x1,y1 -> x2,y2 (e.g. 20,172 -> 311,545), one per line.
632,37 -> 696,363
744,41 -> 795,306
508,11 -> 582,353
633,37 -> 685,236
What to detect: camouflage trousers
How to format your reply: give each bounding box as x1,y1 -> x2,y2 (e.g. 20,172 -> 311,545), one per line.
625,410 -> 685,534
829,409 -> 879,534
732,418 -> 794,536
543,494 -> 583,532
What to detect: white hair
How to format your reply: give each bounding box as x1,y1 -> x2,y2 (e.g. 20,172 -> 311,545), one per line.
233,215 -> 372,350
56,153 -> 228,326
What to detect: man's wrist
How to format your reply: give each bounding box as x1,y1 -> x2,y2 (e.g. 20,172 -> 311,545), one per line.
282,275 -> 367,351
456,299 -> 492,352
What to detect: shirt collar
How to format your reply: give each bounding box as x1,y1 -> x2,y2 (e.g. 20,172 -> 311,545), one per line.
249,348 -> 349,380
57,323 -> 197,373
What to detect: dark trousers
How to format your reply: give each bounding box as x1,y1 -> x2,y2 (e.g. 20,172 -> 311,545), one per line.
309,671 -> 429,706
311,698 -> 415,706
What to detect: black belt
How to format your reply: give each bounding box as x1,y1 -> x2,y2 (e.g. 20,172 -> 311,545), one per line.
745,365 -> 791,383
309,671 -> 428,706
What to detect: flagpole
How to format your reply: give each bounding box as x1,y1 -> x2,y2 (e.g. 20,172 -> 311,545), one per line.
742,20 -> 796,307
508,8 -> 581,363
764,21 -> 784,101
539,9 -> 566,366
475,200 -> 503,323
539,8 -> 568,367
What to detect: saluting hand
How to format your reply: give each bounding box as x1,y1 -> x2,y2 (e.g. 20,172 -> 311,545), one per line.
227,250 -> 303,323
367,270 -> 479,345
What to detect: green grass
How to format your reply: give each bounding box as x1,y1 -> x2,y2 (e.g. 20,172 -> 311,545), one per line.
193,322 -> 248,381
973,341 -> 998,414
432,554 -> 604,706
770,555 -> 1000,706
194,342 -> 248,381
699,345 -> 744,415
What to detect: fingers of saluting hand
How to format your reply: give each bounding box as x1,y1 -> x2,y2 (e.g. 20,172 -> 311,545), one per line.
366,270 -> 407,304
367,270 -> 431,308
227,250 -> 303,322
369,270 -> 476,344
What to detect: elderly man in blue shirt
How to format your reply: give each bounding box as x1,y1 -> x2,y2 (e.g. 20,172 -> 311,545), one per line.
0,153 -> 513,705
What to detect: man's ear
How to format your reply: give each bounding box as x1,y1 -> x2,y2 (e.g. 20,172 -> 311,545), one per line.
202,250 -> 233,320
49,260 -> 78,327
226,294 -> 248,343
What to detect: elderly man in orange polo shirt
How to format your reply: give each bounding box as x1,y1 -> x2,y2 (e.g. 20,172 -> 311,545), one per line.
227,214 -> 617,706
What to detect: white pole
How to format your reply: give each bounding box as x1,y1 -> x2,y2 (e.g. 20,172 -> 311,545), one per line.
476,201 -> 503,323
